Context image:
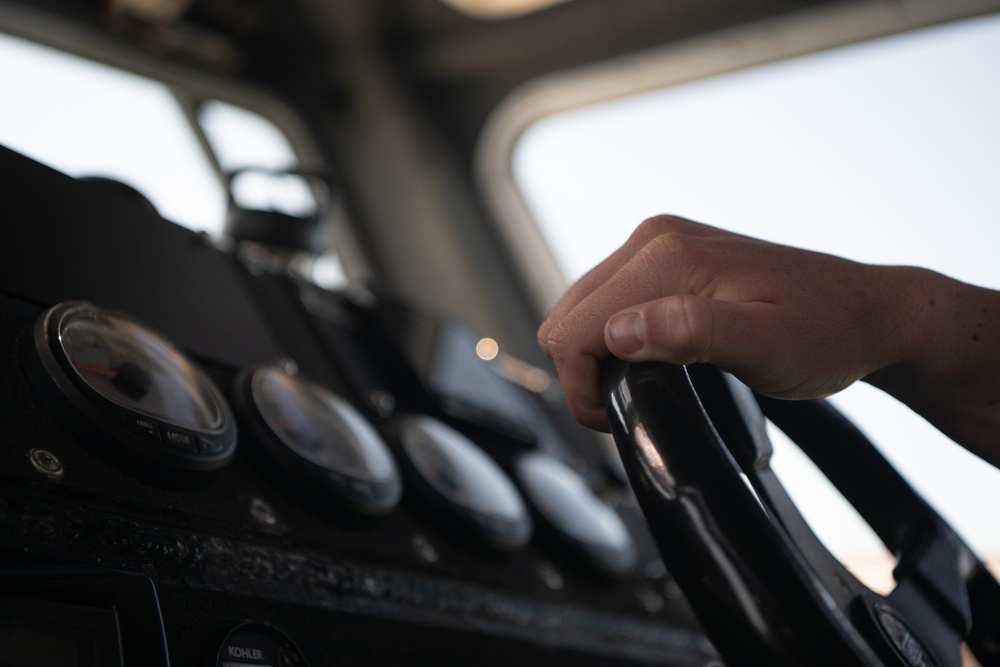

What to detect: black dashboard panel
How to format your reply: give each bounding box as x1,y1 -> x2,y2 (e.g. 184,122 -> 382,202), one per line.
0,145 -> 717,665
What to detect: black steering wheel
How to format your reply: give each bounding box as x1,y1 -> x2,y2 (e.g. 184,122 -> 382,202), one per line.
602,360 -> 1000,667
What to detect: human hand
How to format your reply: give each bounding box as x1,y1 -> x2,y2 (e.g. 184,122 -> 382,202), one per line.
538,215 -> 908,431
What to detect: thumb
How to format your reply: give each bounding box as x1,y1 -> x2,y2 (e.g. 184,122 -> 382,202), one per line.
604,294 -> 779,372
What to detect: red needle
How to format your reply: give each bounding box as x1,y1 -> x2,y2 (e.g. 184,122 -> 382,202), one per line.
72,360 -> 120,378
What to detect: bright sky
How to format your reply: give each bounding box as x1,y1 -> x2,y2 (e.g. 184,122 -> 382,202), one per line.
0,33 -> 229,232
515,13 -> 1000,569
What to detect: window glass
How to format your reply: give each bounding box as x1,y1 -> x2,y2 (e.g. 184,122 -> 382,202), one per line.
0,30 -> 349,289
199,100 -> 324,229
0,32 -> 324,241
0,32 -> 226,233
199,100 -> 300,173
514,13 -> 1000,580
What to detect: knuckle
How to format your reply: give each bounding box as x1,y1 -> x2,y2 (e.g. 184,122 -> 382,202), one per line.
644,231 -> 688,259
662,295 -> 714,361
634,214 -> 689,241
543,316 -> 570,352
642,231 -> 704,271
536,330 -> 551,355
632,243 -> 665,283
537,319 -> 555,351
542,317 -> 577,366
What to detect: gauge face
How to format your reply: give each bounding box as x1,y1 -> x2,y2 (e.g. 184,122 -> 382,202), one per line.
216,622 -> 307,667
60,308 -> 224,430
24,301 -> 237,471
516,451 -> 637,575
241,366 -> 401,514
397,415 -> 531,549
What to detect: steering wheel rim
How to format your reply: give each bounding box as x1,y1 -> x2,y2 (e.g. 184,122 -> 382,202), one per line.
601,359 -> 1000,667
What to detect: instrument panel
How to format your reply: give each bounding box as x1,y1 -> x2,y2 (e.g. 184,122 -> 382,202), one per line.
0,145 -> 717,666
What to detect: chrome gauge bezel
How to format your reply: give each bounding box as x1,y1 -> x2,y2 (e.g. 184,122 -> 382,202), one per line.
234,366 -> 402,515
21,300 -> 237,472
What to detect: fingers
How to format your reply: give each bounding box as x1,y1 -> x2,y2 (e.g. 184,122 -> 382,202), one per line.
541,222 -> 735,430
550,294 -> 789,430
539,215 -> 897,433
537,215 -> 723,357
537,216 -> 853,429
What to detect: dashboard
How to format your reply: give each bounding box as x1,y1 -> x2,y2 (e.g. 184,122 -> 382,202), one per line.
0,144 -> 718,666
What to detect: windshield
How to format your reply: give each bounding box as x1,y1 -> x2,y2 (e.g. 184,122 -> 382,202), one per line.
514,12 -> 1000,584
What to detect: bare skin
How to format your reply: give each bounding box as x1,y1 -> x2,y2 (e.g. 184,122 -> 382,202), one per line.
538,215 -> 1000,469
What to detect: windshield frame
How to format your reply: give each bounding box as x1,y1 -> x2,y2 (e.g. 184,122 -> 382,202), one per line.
476,0 -> 1000,314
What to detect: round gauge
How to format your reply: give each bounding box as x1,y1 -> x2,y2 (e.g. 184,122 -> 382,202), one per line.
516,451 -> 638,575
396,415 -> 531,550
236,366 -> 401,514
21,301 -> 237,471
215,622 -> 307,667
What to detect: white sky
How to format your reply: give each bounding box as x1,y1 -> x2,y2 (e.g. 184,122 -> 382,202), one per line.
515,13 -> 1000,568
0,33 -> 228,232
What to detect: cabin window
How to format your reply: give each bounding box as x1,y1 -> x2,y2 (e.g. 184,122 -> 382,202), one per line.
198,100 -> 319,220
0,32 -> 223,232
0,29 -> 348,287
0,32 -> 320,241
510,11 -> 1000,587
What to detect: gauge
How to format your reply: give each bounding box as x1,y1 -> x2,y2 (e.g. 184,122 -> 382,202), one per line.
395,415 -> 531,550
235,366 -> 402,514
21,301 -> 236,471
516,451 -> 637,575
215,622 -> 307,667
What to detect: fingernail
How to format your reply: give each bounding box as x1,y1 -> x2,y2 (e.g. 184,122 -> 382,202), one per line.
607,312 -> 644,353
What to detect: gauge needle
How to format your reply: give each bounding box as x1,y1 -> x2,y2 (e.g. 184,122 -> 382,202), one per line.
72,360 -> 152,400
72,360 -> 120,378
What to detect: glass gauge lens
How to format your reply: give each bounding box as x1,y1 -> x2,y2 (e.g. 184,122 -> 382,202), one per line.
516,451 -> 637,575
244,367 -> 401,513
60,308 -> 223,430
397,415 -> 531,549
24,301 -> 236,471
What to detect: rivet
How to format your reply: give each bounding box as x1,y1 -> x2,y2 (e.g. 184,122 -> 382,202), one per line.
275,357 -> 299,377
411,534 -> 439,562
634,582 -> 665,613
536,560 -> 565,590
643,559 -> 666,580
662,576 -> 683,600
29,448 -> 64,479
369,390 -> 396,417
249,497 -> 278,526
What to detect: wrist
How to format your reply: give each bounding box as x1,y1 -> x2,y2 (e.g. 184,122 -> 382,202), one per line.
864,266 -> 1000,463
859,265 -> 929,388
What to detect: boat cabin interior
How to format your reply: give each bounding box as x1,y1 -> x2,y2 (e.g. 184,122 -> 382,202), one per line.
0,0 -> 998,664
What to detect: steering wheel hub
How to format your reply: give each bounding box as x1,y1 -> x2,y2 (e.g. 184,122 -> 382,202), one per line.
874,605 -> 936,667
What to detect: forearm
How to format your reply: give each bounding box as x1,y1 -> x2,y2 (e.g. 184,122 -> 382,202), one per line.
865,266 -> 1000,467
